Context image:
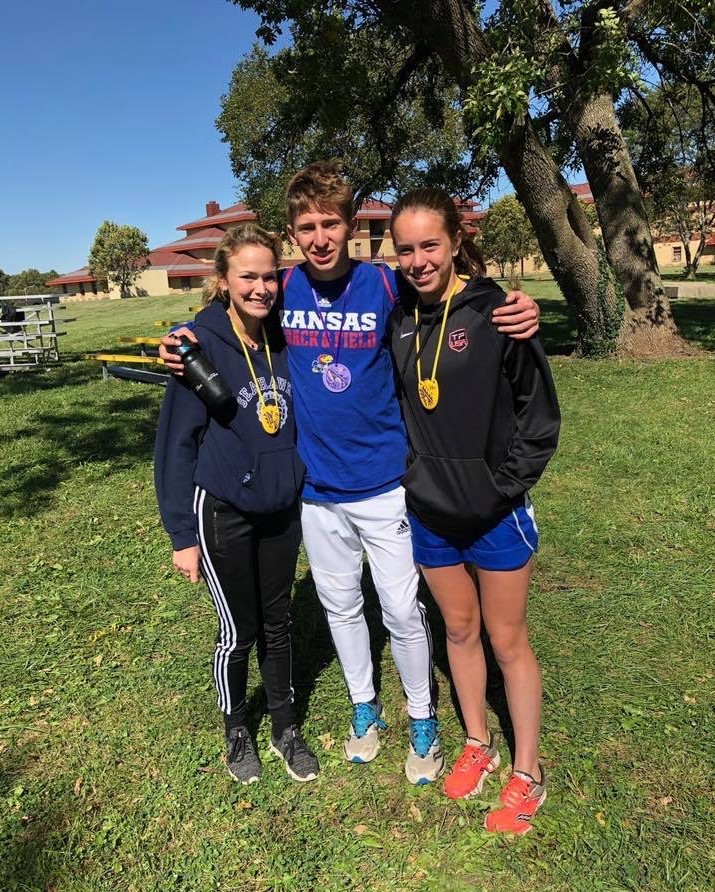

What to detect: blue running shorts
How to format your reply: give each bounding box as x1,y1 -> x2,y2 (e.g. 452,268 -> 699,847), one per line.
408,499 -> 539,571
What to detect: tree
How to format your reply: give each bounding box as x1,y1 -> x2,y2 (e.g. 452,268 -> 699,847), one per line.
479,195 -> 538,285
0,269 -> 11,296
88,221 -> 149,298
4,268 -> 59,295
217,43 -> 480,232
621,84 -> 715,279
225,0 -> 709,355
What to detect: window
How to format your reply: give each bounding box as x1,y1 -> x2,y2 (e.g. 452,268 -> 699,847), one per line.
672,246 -> 682,263
354,242 -> 362,257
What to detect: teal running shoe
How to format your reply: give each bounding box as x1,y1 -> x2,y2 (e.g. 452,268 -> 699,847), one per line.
343,701 -> 387,764
405,717 -> 444,785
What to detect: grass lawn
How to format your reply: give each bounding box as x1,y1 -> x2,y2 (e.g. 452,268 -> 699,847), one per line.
1,293 -> 714,891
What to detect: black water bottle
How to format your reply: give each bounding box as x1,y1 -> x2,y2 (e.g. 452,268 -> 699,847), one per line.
172,336 -> 235,414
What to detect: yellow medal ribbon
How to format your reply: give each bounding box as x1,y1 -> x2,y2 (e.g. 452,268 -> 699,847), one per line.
414,280 -> 462,411
230,319 -> 280,435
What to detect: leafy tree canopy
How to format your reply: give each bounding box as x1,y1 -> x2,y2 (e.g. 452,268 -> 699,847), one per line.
217,39 -> 484,231
88,221 -> 149,298
3,268 -> 59,296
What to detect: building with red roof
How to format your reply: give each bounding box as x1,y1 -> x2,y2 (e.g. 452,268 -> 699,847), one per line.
51,181 -> 706,297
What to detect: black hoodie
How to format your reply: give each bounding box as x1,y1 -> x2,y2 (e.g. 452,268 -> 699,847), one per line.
389,276 -> 561,540
154,302 -> 304,550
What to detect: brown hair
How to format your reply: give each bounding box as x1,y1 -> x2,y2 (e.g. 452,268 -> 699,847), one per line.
202,223 -> 283,307
390,188 -> 486,278
285,161 -> 354,226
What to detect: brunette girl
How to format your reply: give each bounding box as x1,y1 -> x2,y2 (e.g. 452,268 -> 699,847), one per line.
388,189 -> 560,833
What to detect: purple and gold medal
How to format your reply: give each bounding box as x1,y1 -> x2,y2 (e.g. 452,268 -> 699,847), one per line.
311,276 -> 354,395
323,362 -> 352,393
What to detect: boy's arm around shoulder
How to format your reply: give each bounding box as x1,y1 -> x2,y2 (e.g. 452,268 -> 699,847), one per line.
154,375 -> 209,550
493,336 -> 561,499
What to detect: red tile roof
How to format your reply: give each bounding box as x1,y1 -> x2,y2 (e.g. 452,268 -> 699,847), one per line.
178,202 -> 256,232
46,267 -> 97,286
356,199 -> 393,218
153,227 -> 226,253
571,182 -> 594,201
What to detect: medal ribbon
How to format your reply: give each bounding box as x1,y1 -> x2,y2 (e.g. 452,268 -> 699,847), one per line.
230,319 -> 279,432
310,276 -> 353,364
414,279 -> 461,409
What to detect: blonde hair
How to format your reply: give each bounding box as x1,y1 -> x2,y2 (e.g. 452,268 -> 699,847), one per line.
285,161 -> 354,226
202,224 -> 283,307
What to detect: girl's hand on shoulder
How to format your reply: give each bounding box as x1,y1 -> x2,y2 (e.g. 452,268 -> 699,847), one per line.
492,291 -> 540,339
159,326 -> 198,375
172,546 -> 202,583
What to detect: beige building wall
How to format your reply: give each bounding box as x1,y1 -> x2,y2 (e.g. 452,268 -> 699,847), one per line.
654,238 -> 715,269
167,276 -> 206,293
108,267 -> 170,299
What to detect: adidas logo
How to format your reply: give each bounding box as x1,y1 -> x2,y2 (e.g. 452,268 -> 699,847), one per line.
318,298 -> 331,307
396,520 -> 410,536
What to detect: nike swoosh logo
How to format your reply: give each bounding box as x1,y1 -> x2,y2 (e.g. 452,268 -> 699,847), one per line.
400,331 -> 414,338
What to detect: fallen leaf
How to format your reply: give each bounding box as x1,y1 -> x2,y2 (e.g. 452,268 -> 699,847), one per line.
595,812 -> 606,826
237,800 -> 252,810
93,654 -> 103,668
683,694 -> 696,705
659,796 -> 673,807
318,732 -> 335,751
409,803 -> 423,823
354,824 -> 368,835
73,777 -> 83,797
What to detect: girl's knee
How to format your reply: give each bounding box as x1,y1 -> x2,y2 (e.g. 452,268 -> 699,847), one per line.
444,613 -> 480,647
488,628 -> 532,666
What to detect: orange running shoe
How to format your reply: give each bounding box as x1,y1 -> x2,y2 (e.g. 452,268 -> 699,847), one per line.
443,735 -> 500,800
484,768 -> 546,834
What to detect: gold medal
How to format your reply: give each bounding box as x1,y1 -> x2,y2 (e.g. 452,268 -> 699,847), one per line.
260,403 -> 280,435
231,318 -> 282,436
414,279 -> 462,411
418,378 -> 439,410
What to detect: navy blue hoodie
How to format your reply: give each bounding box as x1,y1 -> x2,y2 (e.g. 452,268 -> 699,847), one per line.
154,301 -> 305,550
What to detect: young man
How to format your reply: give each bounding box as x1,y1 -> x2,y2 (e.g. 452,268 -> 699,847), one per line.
160,162 -> 540,784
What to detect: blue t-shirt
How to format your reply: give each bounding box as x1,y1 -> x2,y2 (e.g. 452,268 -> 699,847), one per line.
280,261 -> 408,502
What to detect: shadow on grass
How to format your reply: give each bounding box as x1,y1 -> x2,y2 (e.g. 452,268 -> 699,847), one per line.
534,298 -> 578,356
244,564 -> 389,734
0,750 -> 71,892
672,300 -> 715,352
0,386 -> 160,520
0,359 -> 100,395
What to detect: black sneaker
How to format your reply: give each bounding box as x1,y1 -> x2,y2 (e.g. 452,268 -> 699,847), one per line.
225,726 -> 262,784
270,725 -> 320,782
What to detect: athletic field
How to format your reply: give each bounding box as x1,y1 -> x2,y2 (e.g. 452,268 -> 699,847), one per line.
1,286 -> 713,891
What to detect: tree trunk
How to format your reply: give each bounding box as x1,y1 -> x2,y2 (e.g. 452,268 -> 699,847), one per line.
690,234 -> 707,277
501,118 -> 624,355
381,0 -> 626,354
565,91 -> 689,355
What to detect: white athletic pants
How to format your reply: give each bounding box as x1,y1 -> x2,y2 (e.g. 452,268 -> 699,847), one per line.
301,486 -> 434,719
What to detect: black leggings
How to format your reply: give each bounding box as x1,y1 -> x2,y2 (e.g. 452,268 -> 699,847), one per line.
194,488 -> 301,735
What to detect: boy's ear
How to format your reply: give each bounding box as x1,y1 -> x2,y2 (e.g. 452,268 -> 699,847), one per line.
286,224 -> 297,246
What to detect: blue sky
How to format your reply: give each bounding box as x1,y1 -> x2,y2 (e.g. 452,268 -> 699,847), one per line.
0,0 -> 268,274
0,0 -> 534,277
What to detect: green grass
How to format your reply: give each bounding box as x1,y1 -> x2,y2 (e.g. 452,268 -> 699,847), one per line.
1,294 -> 714,891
